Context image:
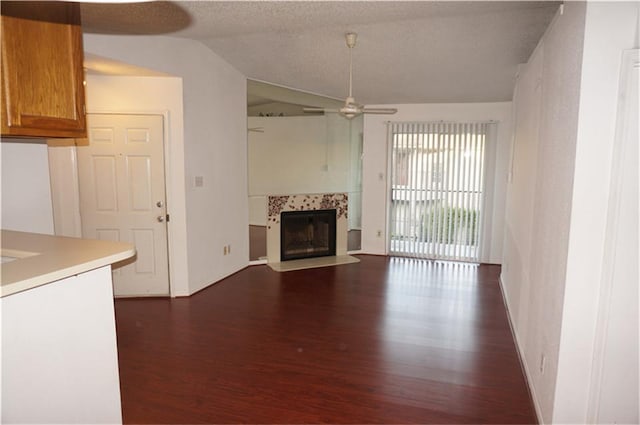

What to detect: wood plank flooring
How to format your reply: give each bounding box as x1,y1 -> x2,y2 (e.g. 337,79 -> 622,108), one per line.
114,255 -> 537,423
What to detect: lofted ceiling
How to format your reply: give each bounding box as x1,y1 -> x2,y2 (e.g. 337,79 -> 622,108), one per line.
81,1 -> 560,105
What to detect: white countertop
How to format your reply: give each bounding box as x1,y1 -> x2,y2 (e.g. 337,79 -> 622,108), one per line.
1,230 -> 136,297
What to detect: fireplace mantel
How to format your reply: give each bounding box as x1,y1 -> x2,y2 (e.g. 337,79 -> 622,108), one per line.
266,193 -> 348,263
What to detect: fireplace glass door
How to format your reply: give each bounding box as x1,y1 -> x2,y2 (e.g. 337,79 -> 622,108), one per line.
280,209 -> 336,261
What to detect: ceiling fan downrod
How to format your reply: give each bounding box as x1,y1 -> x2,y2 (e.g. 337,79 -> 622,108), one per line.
302,31 -> 397,119
345,32 -> 357,102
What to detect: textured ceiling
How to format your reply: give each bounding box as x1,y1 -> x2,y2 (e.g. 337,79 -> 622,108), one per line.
81,1 -> 560,104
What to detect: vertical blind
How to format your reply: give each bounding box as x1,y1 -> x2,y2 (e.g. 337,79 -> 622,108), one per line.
388,122 -> 489,262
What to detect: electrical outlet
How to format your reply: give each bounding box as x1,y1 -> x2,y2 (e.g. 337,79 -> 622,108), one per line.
223,246 -> 228,255
540,354 -> 546,374
376,230 -> 382,238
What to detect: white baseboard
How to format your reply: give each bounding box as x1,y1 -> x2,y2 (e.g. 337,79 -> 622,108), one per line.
498,273 -> 544,425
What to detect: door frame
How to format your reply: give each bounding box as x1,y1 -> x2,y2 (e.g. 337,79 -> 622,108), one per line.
87,109 -> 174,296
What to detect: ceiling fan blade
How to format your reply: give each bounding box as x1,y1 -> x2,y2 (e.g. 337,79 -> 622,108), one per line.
362,108 -> 398,115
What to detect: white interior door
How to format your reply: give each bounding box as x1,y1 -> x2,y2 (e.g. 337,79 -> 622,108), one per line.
77,114 -> 169,297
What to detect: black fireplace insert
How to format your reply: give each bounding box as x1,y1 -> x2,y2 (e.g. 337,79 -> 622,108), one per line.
280,209 -> 336,261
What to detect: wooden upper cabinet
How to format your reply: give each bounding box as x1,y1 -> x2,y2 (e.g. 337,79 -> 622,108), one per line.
1,2 -> 87,138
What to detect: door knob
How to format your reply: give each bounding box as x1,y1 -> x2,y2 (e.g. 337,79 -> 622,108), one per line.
156,200 -> 164,208
157,215 -> 165,222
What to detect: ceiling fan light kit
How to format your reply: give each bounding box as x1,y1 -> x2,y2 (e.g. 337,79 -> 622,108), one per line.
303,32 -> 397,120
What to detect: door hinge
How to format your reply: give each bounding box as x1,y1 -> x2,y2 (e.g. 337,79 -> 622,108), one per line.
166,214 -> 170,222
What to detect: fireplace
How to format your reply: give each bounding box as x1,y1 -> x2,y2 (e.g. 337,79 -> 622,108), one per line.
266,193 -> 348,264
280,209 -> 336,261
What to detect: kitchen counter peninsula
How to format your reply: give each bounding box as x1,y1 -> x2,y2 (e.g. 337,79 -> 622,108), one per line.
1,229 -> 135,424
1,229 -> 135,297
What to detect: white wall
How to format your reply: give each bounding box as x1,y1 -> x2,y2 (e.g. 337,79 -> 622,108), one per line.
1,141 -> 55,234
2,266 -> 122,424
248,116 -> 352,196
502,2 -> 640,423
554,3 -> 639,423
501,51 -> 543,360
361,102 -> 512,263
83,35 -> 248,295
501,4 -> 587,423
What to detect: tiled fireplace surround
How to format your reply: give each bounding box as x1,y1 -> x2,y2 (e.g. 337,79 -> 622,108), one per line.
267,193 -> 348,263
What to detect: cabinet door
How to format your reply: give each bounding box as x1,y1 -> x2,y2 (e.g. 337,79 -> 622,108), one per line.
1,2 -> 86,138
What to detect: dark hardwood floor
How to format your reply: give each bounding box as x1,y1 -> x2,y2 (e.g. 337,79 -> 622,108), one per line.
114,255 -> 537,424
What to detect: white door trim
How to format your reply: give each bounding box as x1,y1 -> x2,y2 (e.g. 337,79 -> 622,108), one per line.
586,49 -> 639,423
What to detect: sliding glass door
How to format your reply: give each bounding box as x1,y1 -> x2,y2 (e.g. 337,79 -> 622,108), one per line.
388,122 -> 488,262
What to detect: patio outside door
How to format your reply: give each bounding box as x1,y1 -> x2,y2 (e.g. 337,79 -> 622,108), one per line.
388,122 -> 489,262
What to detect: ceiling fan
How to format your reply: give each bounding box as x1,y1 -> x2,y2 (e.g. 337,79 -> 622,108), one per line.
303,32 -> 397,119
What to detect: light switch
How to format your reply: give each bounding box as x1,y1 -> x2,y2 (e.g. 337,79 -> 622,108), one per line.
194,176 -> 204,187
